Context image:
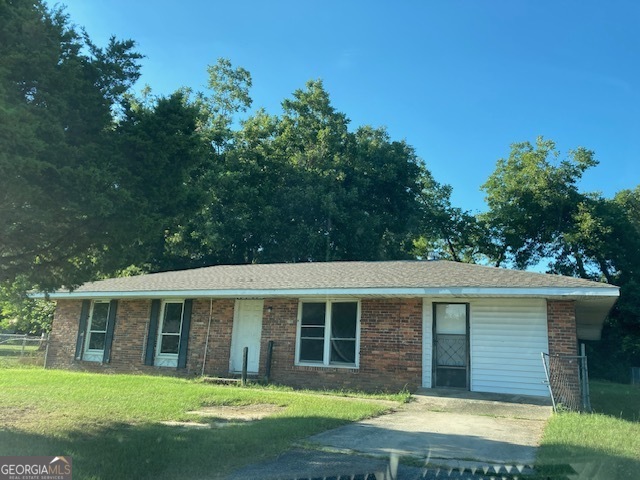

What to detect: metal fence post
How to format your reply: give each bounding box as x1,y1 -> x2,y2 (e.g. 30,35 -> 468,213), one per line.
241,347 -> 248,386
264,340 -> 274,384
581,343 -> 591,412
44,333 -> 50,368
541,352 -> 557,411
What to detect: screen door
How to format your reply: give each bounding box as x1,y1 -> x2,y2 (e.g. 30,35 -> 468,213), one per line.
434,303 -> 468,388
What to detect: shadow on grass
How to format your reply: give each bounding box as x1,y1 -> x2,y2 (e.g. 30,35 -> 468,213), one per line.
590,383 -> 640,422
535,443 -> 640,480
0,416 -> 348,480
2,413 -> 638,479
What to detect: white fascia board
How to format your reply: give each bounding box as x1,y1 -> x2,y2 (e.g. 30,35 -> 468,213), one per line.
32,286 -> 620,300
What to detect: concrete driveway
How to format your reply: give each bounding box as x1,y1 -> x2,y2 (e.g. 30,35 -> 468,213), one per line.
228,389 -> 552,479
310,389 -> 551,470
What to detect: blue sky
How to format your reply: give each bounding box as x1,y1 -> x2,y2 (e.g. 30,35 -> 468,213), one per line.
55,0 -> 639,212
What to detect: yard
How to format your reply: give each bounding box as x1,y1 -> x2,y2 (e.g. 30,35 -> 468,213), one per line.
0,368 -> 403,479
536,380 -> 640,479
1,369 -> 638,479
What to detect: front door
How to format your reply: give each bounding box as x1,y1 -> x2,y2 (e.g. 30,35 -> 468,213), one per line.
230,300 -> 263,373
434,303 -> 469,388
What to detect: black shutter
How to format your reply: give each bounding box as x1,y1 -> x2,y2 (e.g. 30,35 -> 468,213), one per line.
102,300 -> 118,363
144,300 -> 161,366
74,300 -> 91,360
177,299 -> 193,369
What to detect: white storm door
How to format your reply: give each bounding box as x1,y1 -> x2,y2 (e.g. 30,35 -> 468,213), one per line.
230,300 -> 264,373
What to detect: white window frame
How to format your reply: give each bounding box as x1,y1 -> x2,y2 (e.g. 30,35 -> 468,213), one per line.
295,299 -> 361,368
154,300 -> 185,368
83,300 -> 111,362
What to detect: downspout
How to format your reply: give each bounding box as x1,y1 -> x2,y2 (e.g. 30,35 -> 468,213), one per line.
201,298 -> 214,377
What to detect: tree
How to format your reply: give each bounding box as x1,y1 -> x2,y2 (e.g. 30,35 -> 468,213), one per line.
481,137 -> 640,381
0,278 -> 54,335
480,136 -> 597,270
162,79 -> 440,265
414,181 -> 488,263
110,91 -> 211,272
0,0 -> 142,290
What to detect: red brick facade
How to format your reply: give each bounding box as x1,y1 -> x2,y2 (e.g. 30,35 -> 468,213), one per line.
47,297 -> 422,391
546,300 -> 581,407
255,298 -> 422,391
47,297 -> 578,393
546,300 -> 578,355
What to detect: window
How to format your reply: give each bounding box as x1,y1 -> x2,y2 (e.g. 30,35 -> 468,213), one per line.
155,301 -> 184,367
296,300 -> 359,367
83,301 -> 110,362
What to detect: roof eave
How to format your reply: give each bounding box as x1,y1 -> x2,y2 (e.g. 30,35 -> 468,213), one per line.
32,285 -> 620,300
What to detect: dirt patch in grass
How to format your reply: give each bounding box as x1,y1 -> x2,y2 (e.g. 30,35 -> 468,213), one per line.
161,404 -> 285,428
0,405 -> 38,428
189,403 -> 285,420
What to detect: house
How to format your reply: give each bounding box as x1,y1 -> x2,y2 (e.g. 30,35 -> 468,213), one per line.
39,260 -> 619,396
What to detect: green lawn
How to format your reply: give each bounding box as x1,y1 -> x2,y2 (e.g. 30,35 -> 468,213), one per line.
0,369 -> 403,479
536,380 -> 640,479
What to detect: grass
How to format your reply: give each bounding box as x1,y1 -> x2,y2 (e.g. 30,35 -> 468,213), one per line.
536,380 -> 640,479
0,369 -> 401,479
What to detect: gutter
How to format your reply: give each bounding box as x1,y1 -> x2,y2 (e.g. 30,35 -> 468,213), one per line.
31,286 -> 620,300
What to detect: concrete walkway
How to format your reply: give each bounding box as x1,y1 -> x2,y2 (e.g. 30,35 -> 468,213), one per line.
227,390 -> 552,479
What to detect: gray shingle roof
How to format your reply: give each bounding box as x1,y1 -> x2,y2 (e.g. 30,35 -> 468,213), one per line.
65,260 -> 615,294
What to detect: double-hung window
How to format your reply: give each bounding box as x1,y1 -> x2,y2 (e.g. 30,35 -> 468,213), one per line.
154,301 -> 184,367
296,300 -> 359,367
83,301 -> 110,362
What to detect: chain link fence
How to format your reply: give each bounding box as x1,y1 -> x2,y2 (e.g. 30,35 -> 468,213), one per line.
0,333 -> 49,367
541,350 -> 591,412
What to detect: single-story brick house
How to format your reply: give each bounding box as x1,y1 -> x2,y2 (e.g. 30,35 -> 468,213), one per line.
38,260 -> 619,396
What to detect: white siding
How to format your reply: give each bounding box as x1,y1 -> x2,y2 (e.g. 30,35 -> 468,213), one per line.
470,298 -> 549,397
421,298 -> 433,388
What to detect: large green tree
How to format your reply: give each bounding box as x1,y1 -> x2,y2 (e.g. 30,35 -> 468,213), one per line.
109,91 -> 211,272
480,137 -> 598,270
167,79 -> 441,266
481,137 -> 640,380
0,0 -> 142,290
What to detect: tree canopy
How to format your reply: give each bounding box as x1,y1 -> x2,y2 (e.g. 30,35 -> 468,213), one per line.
479,137 -> 640,380
0,0 -> 143,290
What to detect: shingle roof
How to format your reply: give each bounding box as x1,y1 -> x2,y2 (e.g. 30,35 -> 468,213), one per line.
64,260 -> 615,294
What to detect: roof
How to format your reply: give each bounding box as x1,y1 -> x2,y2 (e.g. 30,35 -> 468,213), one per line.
38,260 -> 619,341
41,260 -> 617,298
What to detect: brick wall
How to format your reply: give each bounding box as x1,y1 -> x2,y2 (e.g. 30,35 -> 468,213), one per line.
546,300 -> 581,407
547,300 -> 578,355
201,299 -> 235,375
257,298 -> 422,392
48,299 -> 217,377
48,297 -> 424,392
47,300 -> 83,368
